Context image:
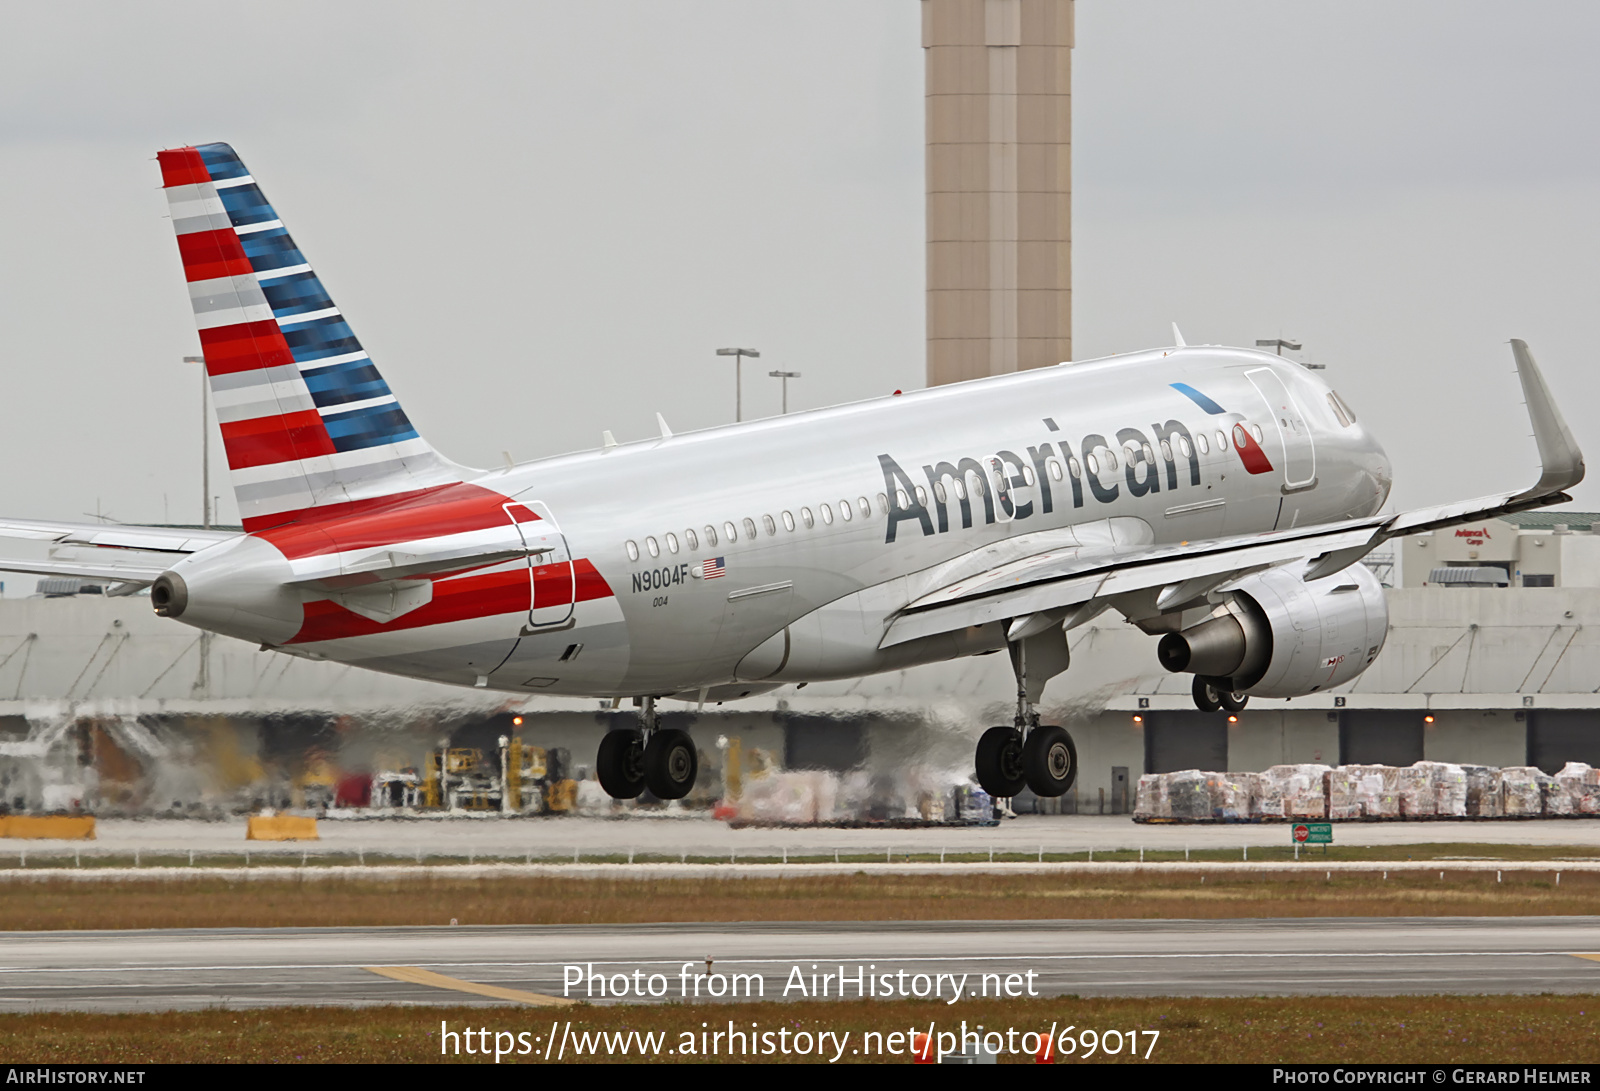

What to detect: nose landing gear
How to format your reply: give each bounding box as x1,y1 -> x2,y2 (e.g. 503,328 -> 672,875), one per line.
973,625 -> 1077,800
596,696 -> 699,801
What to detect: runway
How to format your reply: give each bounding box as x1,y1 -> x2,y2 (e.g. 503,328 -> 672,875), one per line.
2,917 -> 1597,1013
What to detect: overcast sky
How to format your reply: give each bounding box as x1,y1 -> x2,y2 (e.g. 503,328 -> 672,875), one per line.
1,1 -> 1597,553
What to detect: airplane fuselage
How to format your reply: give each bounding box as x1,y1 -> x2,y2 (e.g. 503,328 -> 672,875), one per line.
159,346 -> 1391,701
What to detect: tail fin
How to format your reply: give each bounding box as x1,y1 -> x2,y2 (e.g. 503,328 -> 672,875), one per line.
158,143 -> 463,532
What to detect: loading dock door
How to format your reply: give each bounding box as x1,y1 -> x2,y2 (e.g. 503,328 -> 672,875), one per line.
783,717 -> 867,773
1144,712 -> 1228,774
1528,710 -> 1600,774
1339,711 -> 1423,766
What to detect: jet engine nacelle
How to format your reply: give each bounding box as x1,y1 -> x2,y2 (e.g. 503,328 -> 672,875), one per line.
1156,563 -> 1388,698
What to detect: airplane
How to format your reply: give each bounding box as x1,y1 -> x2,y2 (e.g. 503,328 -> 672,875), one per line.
0,143 -> 1583,804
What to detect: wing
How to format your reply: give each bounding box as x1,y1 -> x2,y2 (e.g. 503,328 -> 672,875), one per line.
883,339 -> 1583,649
0,520 -> 240,593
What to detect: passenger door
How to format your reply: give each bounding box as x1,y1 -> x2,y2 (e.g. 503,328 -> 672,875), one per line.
504,499 -> 575,631
1246,367 -> 1316,491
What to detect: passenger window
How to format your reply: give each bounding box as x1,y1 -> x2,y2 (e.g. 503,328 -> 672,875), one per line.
686,528 -> 699,550
1142,442 -> 1154,464
840,500 -> 853,522
705,525 -> 718,547
1021,465 -> 1035,486
895,489 -> 908,509
1086,453 -> 1100,476
820,503 -> 834,525
724,521 -> 738,543
1159,440 -> 1172,463
744,517 -> 758,539
762,514 -> 776,535
1178,435 -> 1192,459
1196,432 -> 1209,455
781,511 -> 795,532
1047,459 -> 1062,482
1104,448 -> 1118,472
934,480 -> 948,503
859,497 -> 872,518
646,536 -> 660,558
1250,423 -> 1265,443
625,540 -> 639,562
914,485 -> 927,506
800,507 -> 813,528
1068,457 -> 1081,479
953,478 -> 967,500
1233,424 -> 1248,448
876,493 -> 888,514
1214,430 -> 1227,452
665,532 -> 679,554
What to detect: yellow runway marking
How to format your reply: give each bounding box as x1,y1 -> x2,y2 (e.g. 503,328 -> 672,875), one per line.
364,965 -> 575,1006
1570,953 -> 1600,964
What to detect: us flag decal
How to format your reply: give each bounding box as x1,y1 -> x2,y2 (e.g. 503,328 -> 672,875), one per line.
700,557 -> 726,580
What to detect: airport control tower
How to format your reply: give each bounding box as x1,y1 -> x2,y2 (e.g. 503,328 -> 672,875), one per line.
924,0 -> 1073,386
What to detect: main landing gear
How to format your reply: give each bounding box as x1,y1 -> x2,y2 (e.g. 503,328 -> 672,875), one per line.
596,696 -> 699,801
1191,676 -> 1248,713
974,625 -> 1078,800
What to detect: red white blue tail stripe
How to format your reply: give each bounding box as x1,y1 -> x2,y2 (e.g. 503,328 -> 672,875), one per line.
159,143 -> 460,531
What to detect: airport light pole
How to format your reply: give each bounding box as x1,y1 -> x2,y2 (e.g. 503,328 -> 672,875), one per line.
1256,337 -> 1324,370
184,356 -> 209,529
767,369 -> 801,414
1255,338 -> 1301,356
715,347 -> 759,422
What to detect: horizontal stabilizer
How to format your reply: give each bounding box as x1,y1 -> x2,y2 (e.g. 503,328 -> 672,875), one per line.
0,519 -> 236,553
0,557 -> 167,587
287,544 -> 550,592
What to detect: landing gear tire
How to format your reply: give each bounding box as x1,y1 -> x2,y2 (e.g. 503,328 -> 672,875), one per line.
1192,676 -> 1224,713
1219,690 -> 1249,713
596,729 -> 645,799
1023,724 -> 1077,797
643,728 -> 699,801
975,726 -> 1027,798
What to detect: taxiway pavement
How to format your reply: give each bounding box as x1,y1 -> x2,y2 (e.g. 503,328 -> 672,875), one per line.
2,917 -> 1597,1013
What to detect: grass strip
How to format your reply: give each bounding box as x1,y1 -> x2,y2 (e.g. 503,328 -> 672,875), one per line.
1,870 -> 1596,930
1,995 -> 1594,1063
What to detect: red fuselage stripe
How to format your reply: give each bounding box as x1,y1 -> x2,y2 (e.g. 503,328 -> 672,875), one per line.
287,558 -> 612,644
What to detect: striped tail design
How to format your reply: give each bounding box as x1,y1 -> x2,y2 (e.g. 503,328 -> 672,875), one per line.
158,143 -> 463,532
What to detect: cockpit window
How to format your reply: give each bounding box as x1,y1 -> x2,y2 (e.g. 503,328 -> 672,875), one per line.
1328,391 -> 1357,426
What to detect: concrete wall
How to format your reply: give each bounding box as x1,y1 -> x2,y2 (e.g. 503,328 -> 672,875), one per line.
1423,710 -> 1526,767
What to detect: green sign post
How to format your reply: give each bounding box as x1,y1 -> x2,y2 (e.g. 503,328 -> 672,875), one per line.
1293,822 -> 1333,845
